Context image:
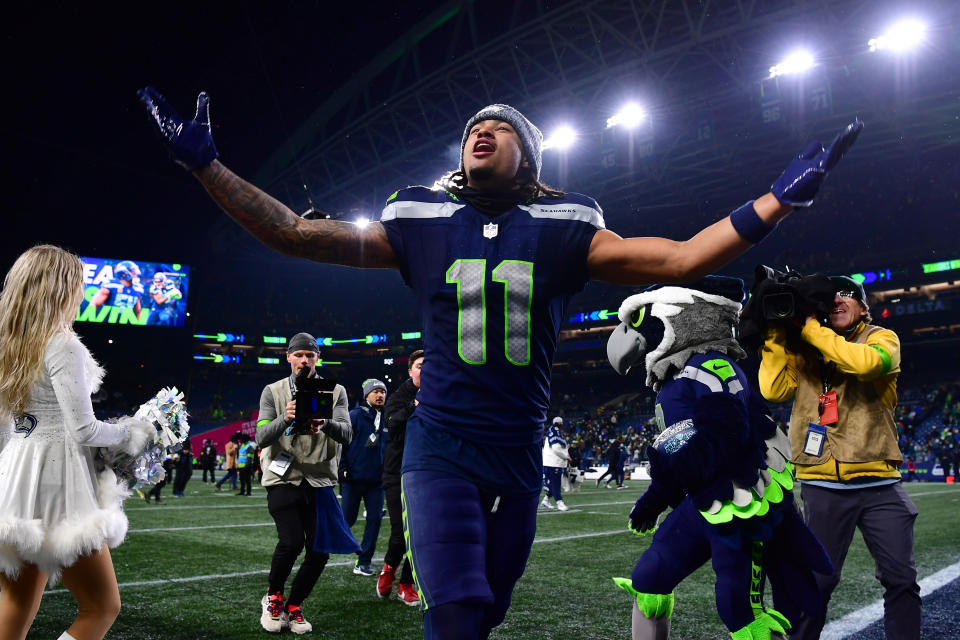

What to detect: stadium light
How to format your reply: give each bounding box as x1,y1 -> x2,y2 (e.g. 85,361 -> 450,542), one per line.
606,103 -> 646,129
354,216 -> 371,229
768,50 -> 815,78
542,125 -> 577,151
869,19 -> 927,52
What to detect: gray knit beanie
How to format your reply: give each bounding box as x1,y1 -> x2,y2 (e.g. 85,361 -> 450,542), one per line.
460,104 -> 543,180
362,378 -> 387,399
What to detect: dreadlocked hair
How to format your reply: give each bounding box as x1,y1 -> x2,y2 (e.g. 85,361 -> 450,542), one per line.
438,169 -> 565,201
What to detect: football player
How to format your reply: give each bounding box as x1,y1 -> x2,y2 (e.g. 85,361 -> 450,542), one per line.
139,87 -> 860,640
147,273 -> 183,326
90,260 -> 144,317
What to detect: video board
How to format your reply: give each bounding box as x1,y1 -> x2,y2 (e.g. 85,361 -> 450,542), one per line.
77,257 -> 190,327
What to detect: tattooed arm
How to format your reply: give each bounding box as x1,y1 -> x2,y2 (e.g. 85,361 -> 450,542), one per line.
194,160 -> 397,269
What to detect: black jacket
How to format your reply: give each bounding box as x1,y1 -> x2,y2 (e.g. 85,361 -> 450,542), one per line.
383,378 -> 418,482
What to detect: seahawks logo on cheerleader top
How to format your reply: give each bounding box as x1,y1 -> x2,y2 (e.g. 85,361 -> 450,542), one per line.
14,413 -> 38,437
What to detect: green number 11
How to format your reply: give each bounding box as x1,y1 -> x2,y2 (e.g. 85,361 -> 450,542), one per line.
445,259 -> 533,366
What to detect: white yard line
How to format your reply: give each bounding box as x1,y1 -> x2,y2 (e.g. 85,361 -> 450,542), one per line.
131,522 -> 275,533
126,504 -> 267,512
821,559 -> 960,639
44,528 -> 632,596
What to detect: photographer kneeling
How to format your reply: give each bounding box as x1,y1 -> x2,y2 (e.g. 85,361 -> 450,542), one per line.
256,333 -> 358,635
757,276 -> 920,640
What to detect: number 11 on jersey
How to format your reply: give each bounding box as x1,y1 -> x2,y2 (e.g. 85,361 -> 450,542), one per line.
446,259 -> 533,367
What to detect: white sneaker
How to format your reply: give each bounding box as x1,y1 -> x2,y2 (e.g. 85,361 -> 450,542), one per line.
540,497 -> 554,510
260,594 -> 288,633
285,605 -> 313,635
556,500 -> 569,511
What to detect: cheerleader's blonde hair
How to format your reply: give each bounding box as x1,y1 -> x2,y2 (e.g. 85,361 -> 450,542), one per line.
0,245 -> 84,420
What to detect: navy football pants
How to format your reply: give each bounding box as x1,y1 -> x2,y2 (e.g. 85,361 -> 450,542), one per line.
542,466 -> 563,501
402,469 -> 539,639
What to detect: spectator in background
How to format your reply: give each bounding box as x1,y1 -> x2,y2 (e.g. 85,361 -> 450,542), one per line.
341,379 -> 388,577
568,440 -> 582,471
378,350 -> 423,606
616,440 -> 629,489
596,438 -> 621,488
215,433 -> 239,491
145,456 -> 176,505
172,440 -> 193,498
237,433 -> 257,496
759,275 -> 920,639
541,417 -> 570,511
200,438 -> 217,484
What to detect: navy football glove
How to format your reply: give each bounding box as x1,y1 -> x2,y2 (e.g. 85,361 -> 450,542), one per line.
771,118 -> 863,207
138,86 -> 219,171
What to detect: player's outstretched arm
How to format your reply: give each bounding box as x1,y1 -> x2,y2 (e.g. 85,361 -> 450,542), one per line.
137,87 -> 396,269
588,119 -> 862,285
195,161 -> 396,268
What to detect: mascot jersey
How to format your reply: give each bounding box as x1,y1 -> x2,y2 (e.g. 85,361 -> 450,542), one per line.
380,186 -> 604,447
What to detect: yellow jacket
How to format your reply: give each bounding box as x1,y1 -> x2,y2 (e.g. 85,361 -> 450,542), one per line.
759,319 -> 902,482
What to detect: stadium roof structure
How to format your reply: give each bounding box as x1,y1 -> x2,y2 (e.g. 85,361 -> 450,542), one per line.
253,0 -> 960,234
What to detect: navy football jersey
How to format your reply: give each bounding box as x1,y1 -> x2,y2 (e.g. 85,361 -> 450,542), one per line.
380,187 -> 604,446
102,279 -> 144,308
545,423 -> 567,449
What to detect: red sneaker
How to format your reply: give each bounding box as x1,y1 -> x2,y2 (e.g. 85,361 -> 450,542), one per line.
377,562 -> 396,598
397,582 -> 420,607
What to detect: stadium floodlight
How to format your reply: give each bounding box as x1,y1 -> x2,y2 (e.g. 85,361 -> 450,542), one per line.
542,125 -> 577,151
869,19 -> 927,52
354,216 -> 371,229
768,50 -> 815,78
606,103 -> 646,129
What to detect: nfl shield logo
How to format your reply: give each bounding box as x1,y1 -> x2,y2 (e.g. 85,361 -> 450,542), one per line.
483,222 -> 498,239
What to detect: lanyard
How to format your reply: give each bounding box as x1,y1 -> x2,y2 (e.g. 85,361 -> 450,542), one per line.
817,352 -> 836,395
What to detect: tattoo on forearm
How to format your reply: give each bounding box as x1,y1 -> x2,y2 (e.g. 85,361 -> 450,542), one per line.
197,161 -> 394,268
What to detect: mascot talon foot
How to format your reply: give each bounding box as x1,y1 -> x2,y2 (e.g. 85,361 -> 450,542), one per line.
729,609 -> 791,640
613,579 -> 674,640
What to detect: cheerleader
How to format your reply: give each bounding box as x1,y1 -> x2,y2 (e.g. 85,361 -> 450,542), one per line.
0,245 -> 154,640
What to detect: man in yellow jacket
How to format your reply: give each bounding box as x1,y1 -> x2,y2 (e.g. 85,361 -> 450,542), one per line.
759,275 -> 920,639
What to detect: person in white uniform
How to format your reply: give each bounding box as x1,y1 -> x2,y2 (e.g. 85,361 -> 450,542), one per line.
0,245 -> 154,640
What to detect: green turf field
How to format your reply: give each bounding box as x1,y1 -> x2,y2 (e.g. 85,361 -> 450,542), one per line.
26,481 -> 960,639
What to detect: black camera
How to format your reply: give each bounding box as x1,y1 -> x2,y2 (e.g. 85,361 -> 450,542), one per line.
754,265 -> 804,321
739,265 -> 836,351
292,368 -> 337,434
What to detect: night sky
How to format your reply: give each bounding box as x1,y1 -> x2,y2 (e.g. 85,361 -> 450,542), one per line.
4,3 -> 450,265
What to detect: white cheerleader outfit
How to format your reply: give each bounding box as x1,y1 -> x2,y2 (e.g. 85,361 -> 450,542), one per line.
0,332 -> 152,586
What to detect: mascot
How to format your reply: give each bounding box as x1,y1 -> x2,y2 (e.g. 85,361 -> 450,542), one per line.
605,276 -> 832,640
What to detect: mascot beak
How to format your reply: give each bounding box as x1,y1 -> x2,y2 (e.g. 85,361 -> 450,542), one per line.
607,322 -> 647,376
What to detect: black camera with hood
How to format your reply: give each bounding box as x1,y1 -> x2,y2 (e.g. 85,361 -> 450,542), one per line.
739,265 -> 837,352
